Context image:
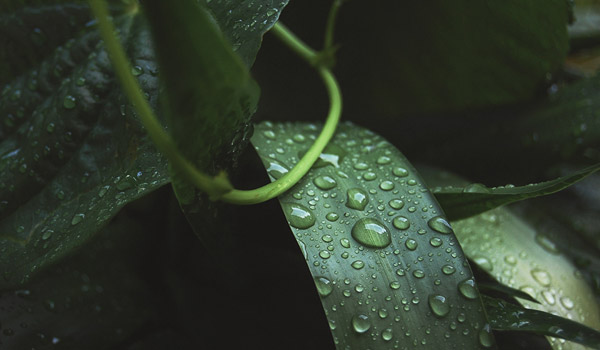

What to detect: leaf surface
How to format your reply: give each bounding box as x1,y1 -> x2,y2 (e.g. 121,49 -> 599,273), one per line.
251,122 -> 495,349
432,163 -> 600,220
483,296 -> 600,349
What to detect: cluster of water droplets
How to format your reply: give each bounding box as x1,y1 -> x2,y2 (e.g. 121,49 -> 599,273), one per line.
253,122 -> 493,349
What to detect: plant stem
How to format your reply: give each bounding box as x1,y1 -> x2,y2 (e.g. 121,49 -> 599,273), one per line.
323,0 -> 344,53
89,0 -> 342,204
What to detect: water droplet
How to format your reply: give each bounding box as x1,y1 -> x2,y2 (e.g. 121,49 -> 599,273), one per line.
326,212 -> 339,222
351,314 -> 371,334
41,230 -> 53,241
458,278 -> 478,299
473,256 -> 493,272
319,250 -> 331,259
535,234 -> 559,254
541,290 -> 555,305
390,281 -> 401,290
462,183 -> 490,193
379,180 -> 395,191
76,77 -> 86,86
479,324 -> 494,348
428,216 -> 453,234
560,296 -> 574,310
392,216 -> 410,230
281,203 -> 315,229
98,185 -> 110,198
313,175 -> 337,190
355,284 -> 364,292
266,159 -> 289,179
428,294 -> 450,317
351,218 -> 391,248
263,130 -> 276,139
442,265 -> 456,275
362,172 -> 377,181
405,239 -> 418,251
116,175 -> 137,191
504,255 -> 517,265
393,167 -> 409,177
292,133 -> 305,142
340,238 -> 350,248
131,65 -> 144,76
301,143 -> 346,168
63,95 -> 77,109
384,200 -> 402,212
413,270 -> 425,278
314,277 -> 333,297
346,188 -> 369,211
71,213 -> 85,225
351,260 -> 365,270
377,156 -> 391,165
429,237 -> 443,247
382,328 -> 393,341
531,268 -> 551,286
46,122 -> 55,133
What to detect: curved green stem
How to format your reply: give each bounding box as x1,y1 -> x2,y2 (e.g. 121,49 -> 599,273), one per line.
89,0 -> 342,204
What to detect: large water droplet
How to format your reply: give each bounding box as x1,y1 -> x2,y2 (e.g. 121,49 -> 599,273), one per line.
314,276 -> 333,297
346,188 -> 369,211
314,175 -> 337,190
428,216 -> 453,234
281,203 -> 315,229
458,278 -> 478,299
382,328 -> 393,341
392,216 -> 410,230
351,314 -> 371,334
428,294 -> 450,317
351,218 -> 391,248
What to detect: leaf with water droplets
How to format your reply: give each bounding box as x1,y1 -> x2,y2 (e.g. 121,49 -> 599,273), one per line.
483,296 -> 600,349
0,4 -> 171,289
432,163 -> 600,220
421,166 -> 600,350
251,122 -> 495,349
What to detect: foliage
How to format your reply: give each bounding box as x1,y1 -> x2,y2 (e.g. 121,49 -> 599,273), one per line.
1,0 -> 600,349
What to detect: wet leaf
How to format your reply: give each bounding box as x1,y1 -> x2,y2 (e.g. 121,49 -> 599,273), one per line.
251,122 -> 495,350
0,5 -> 169,289
432,163 -> 600,220
421,166 -> 600,350
483,296 -> 600,349
0,213 -> 158,349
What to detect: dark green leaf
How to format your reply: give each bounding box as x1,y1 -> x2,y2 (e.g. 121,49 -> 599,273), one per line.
0,7 -> 169,289
432,163 -> 600,220
483,295 -> 600,349
0,212 -> 158,349
251,122 -> 495,350
477,281 -> 540,304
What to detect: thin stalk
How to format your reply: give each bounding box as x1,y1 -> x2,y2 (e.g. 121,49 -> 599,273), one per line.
89,0 -> 342,204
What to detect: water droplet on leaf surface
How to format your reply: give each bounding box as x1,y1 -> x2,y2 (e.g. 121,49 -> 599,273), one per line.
428,294 -> 450,317
313,175 -> 337,190
314,277 -> 333,297
281,203 -> 315,229
428,216 -> 453,234
351,218 -> 391,248
351,314 -> 371,334
346,188 -> 369,211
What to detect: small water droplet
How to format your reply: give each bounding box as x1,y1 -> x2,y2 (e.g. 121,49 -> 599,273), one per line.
314,277 -> 333,297
388,199 -> 404,210
362,171 -> 377,181
430,237 -> 442,247
46,122 -> 55,133
458,278 -> 478,299
313,175 -> 337,190
263,130 -> 276,139
405,239 -> 418,250
71,213 -> 85,225
377,156 -> 391,165
340,238 -> 350,248
351,218 -> 391,248
392,216 -> 410,230
41,230 -> 53,241
392,167 -> 409,177
379,180 -> 395,191
131,65 -> 144,76
382,328 -> 393,341
541,290 -> 555,305
351,260 -> 365,270
442,265 -> 456,275
390,281 -> 401,290
462,183 -> 490,193
63,95 -> 77,109
326,212 -> 339,222
535,234 -> 560,254
413,270 -> 425,279
281,203 -> 315,229
319,250 -> 331,259
479,324 -> 494,348
351,314 -> 371,334
346,188 -> 369,211
428,216 -> 453,234
560,296 -> 574,310
428,294 -> 450,317
531,268 -> 551,286
473,256 -> 493,272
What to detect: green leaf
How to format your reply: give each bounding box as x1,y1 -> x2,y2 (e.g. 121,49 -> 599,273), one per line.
251,122 -> 495,349
334,0 -> 569,117
0,6 -> 169,289
421,166 -> 600,350
477,280 -> 540,304
483,295 -> 600,349
431,163 -> 600,221
0,212 -> 158,349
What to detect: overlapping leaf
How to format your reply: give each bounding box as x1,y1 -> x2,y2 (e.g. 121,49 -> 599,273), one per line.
251,122 -> 495,349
